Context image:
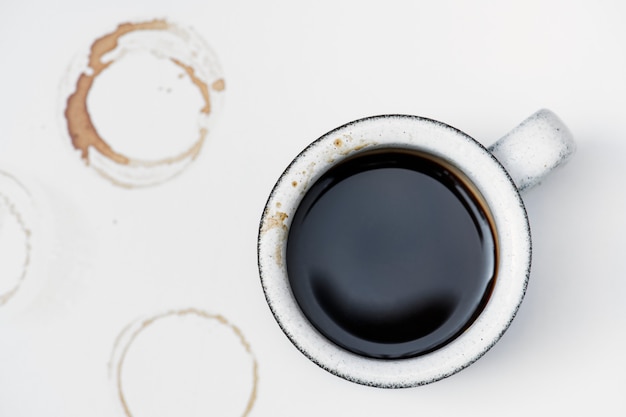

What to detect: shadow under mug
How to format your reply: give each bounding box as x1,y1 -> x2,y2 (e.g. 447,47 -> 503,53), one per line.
257,109 -> 575,388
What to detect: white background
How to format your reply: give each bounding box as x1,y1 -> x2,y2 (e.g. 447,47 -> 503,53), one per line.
1,0 -> 625,416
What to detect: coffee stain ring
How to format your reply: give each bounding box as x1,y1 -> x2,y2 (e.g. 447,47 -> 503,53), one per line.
109,308 -> 258,417
62,19 -> 225,188
0,171 -> 33,307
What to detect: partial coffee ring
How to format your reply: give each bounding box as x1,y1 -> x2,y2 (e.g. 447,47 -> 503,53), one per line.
0,170 -> 35,307
109,308 -> 258,417
61,19 -> 225,187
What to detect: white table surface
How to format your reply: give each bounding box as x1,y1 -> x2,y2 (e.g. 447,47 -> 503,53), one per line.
1,0 -> 625,416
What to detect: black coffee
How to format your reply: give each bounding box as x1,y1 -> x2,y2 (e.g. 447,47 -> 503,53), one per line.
286,149 -> 497,359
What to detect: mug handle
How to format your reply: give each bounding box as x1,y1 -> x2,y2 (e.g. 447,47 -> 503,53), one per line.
488,109 -> 576,193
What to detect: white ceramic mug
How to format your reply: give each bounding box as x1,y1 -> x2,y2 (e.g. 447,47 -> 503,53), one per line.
257,109 -> 575,388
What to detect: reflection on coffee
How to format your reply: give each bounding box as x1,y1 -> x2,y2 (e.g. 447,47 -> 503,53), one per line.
286,149 -> 497,359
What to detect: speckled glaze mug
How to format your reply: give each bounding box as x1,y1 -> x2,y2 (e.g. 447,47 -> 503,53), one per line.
258,109 -> 575,388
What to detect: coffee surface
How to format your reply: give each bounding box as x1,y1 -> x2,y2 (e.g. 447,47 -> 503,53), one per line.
286,149 -> 497,359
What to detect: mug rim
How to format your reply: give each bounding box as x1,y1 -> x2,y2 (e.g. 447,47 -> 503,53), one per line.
257,114 -> 531,387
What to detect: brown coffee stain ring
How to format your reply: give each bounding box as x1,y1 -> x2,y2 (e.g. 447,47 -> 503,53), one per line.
63,19 -> 225,187
110,308 -> 258,417
0,171 -> 33,307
